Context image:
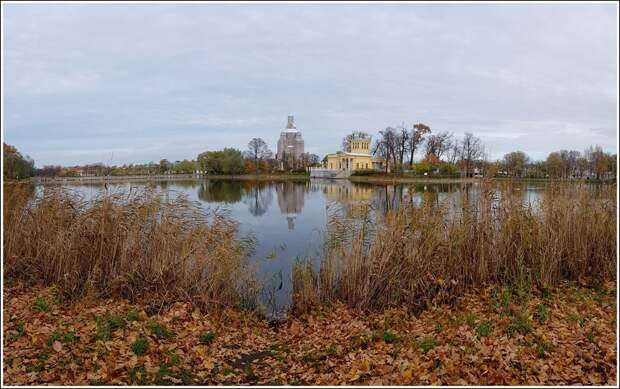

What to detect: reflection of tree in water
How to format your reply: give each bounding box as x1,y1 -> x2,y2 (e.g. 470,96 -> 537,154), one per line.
197,180 -> 243,203
242,182 -> 273,216
275,181 -> 308,230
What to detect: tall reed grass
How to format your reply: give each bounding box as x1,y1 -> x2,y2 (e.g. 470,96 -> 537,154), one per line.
3,183 -> 258,312
293,182 -> 617,313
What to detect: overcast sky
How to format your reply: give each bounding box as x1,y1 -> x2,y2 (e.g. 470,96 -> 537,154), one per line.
2,3 -> 618,167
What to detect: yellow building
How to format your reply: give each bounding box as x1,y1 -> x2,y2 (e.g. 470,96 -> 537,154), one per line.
324,136 -> 380,172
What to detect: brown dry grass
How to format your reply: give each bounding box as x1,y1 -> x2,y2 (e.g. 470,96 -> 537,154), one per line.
293,181 -> 617,313
3,182 -> 258,313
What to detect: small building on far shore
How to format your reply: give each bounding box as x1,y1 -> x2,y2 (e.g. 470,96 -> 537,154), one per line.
310,135 -> 383,178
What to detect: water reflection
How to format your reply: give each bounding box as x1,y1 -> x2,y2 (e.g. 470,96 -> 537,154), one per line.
198,180 -> 243,203
242,182 -> 273,217
275,181 -> 307,230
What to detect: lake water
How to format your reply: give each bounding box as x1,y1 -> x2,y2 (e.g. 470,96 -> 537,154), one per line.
58,178 -> 559,317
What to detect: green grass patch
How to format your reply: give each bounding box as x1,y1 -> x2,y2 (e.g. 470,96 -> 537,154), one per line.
466,313 -> 477,328
506,311 -> 531,336
199,331 -> 215,345
33,297 -> 50,312
131,336 -> 149,356
379,330 -> 399,343
415,337 -> 436,354
47,330 -> 62,347
94,313 -> 127,341
535,303 -> 550,324
128,365 -> 149,385
476,322 -> 492,338
8,320 -> 25,342
126,309 -> 144,322
434,323 -> 442,334
147,321 -> 174,339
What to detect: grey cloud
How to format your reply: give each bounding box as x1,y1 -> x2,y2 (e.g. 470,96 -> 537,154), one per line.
2,3 -> 617,166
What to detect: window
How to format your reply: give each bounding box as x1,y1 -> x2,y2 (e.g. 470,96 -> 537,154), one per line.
365,163 -> 368,169
356,163 -> 359,169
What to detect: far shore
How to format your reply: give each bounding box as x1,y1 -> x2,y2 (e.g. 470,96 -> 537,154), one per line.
24,174 -> 613,185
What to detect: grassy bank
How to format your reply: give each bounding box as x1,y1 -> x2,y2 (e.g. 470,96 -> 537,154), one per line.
3,281 -> 615,385
293,181 -> 616,313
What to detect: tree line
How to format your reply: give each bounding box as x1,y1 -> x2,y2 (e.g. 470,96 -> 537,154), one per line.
27,138 -> 321,178
349,123 -> 616,180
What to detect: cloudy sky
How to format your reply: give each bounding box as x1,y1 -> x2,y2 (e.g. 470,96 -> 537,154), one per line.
2,3 -> 618,166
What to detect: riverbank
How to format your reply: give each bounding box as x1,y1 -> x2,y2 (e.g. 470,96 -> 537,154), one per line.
34,173 -> 311,184
28,174 -> 613,186
3,281 -> 615,385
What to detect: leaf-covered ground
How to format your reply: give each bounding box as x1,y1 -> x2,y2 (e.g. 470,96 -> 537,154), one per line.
3,281 -> 616,386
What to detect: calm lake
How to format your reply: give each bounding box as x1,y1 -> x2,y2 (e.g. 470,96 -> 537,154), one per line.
58,178 -> 558,317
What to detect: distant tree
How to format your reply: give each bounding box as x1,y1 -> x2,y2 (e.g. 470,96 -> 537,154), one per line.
3,143 -> 35,179
198,148 -> 245,175
546,152 -> 564,179
408,123 -> 431,166
503,151 -> 530,177
372,127 -> 398,172
246,138 -> 273,172
458,133 -> 484,177
159,159 -> 171,174
37,165 -> 62,177
585,145 -> 611,180
341,131 -> 370,152
394,125 -> 410,166
177,159 -> 197,174
424,131 -> 453,161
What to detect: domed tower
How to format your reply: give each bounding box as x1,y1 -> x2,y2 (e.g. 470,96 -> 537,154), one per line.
276,115 -> 305,170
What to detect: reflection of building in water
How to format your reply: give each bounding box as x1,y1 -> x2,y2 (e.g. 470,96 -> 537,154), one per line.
276,181 -> 306,230
317,180 -> 375,218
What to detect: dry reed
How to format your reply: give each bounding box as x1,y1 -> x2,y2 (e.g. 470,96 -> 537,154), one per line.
292,181 -> 617,313
3,183 -> 258,313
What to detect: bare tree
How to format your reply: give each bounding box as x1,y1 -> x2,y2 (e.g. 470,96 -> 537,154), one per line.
459,133 -> 484,177
394,124 -> 410,166
372,127 -> 398,173
408,123 -> 431,166
341,131 -> 370,152
424,131 -> 453,160
246,138 -> 273,171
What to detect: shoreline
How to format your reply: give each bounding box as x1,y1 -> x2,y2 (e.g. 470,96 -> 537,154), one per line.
25,174 -> 613,185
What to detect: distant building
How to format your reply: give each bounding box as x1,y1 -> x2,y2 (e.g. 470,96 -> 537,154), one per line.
276,115 -> 304,170
326,135 -> 382,172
